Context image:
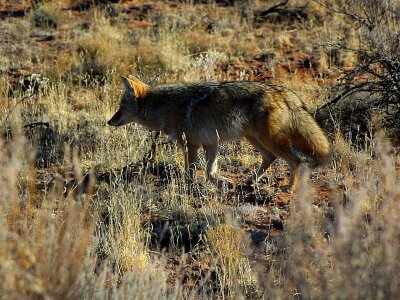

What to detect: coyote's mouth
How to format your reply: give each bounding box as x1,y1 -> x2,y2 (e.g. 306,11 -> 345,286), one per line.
107,118 -> 127,126
107,109 -> 128,126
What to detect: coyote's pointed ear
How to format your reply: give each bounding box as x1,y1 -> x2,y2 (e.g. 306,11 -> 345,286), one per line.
121,76 -> 134,94
120,76 -> 149,99
128,75 -> 148,87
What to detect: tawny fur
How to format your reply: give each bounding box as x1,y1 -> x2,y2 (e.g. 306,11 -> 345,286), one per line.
108,76 -> 330,191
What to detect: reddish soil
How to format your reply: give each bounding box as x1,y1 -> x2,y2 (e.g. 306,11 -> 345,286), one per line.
1,0 -> 344,290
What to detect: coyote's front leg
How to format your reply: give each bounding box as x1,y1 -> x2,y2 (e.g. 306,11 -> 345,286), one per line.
184,143 -> 200,187
204,144 -> 233,189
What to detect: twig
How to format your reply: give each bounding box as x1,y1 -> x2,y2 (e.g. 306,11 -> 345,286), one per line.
258,0 -> 289,16
3,92 -> 35,125
316,82 -> 370,112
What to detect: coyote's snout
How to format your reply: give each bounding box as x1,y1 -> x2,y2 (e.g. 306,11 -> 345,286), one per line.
107,109 -> 127,126
108,76 -> 330,191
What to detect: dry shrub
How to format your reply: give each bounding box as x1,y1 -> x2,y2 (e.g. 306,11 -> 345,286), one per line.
135,34 -> 191,75
96,186 -> 150,274
0,133 -> 174,299
32,1 -> 63,29
131,4 -> 261,79
0,137 -> 94,299
72,17 -> 138,83
276,133 -> 400,299
207,222 -> 258,298
316,0 -> 400,137
179,7 -> 259,58
331,131 -> 363,173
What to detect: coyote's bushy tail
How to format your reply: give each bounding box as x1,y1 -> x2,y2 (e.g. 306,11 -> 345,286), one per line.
290,108 -> 330,159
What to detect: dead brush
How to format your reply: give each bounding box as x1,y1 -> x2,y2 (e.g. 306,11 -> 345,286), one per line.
31,1 -> 62,29
95,185 -> 151,274
2,0 -> 400,298
0,136 -> 94,299
271,133 -> 400,299
70,16 -> 138,83
0,133 -> 176,299
206,222 -> 258,298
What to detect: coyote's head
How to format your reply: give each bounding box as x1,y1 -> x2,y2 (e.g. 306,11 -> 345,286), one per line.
107,76 -> 149,126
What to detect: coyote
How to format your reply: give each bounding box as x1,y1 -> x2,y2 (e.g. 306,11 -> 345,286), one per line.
108,76 -> 330,191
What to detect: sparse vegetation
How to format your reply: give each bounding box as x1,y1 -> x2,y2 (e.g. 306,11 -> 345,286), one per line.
316,0 -> 400,145
1,0 -> 400,299
32,2 -> 60,29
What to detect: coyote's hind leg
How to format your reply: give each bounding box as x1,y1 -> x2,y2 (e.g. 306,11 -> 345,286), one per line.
258,138 -> 301,192
245,135 -> 276,185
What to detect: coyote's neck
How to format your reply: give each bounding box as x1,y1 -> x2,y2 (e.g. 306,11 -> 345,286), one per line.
137,99 -> 166,131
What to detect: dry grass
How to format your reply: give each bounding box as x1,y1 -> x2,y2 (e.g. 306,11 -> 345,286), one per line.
207,222 -> 258,298
1,0 -> 400,299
